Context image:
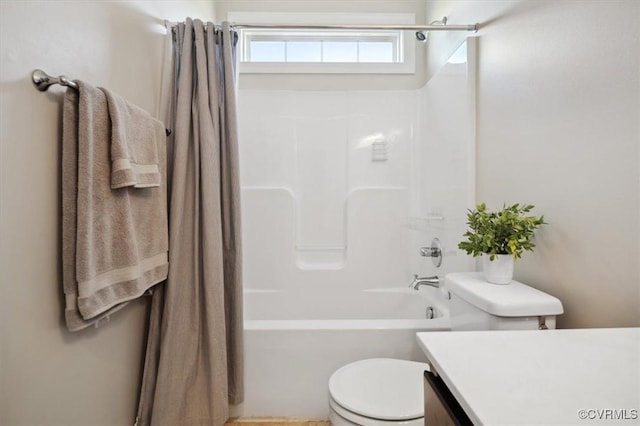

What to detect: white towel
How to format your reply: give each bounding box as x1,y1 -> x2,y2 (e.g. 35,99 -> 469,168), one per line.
102,88 -> 164,189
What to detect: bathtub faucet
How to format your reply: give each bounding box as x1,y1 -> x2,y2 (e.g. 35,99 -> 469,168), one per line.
410,274 -> 439,290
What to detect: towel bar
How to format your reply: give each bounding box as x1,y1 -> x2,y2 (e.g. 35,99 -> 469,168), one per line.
31,69 -> 172,136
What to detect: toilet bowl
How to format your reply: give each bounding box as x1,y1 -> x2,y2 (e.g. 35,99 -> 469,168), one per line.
328,358 -> 429,426
328,273 -> 564,425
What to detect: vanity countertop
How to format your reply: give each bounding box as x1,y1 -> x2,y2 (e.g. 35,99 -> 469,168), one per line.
416,327 -> 640,425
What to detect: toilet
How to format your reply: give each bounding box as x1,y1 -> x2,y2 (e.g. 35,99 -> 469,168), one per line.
328,272 -> 564,425
328,358 -> 429,426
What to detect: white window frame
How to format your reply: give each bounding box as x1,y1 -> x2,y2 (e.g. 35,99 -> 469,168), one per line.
229,12 -> 416,74
242,30 -> 402,63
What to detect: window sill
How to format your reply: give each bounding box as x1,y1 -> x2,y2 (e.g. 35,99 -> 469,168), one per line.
239,61 -> 415,75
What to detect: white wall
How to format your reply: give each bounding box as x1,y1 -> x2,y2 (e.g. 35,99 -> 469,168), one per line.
426,0 -> 640,328
0,2 -> 214,425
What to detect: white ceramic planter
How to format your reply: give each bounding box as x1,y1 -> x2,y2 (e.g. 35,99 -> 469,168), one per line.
482,254 -> 514,284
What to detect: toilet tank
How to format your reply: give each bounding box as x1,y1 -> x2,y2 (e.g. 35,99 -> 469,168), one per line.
445,272 -> 564,331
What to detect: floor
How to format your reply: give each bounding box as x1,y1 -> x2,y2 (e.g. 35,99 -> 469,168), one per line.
226,418 -> 330,426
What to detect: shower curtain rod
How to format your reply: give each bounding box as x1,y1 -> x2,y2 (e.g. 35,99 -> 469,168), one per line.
168,20 -> 479,33
228,23 -> 479,31
31,69 -> 171,136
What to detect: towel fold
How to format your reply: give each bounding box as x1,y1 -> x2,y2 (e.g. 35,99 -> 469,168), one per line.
62,81 -> 168,331
102,88 -> 164,189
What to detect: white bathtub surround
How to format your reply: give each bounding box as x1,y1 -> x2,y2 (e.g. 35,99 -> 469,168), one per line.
239,89 -> 418,275
295,92 -> 349,268
238,43 -> 475,297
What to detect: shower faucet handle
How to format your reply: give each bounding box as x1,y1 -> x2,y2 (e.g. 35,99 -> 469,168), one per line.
420,238 -> 443,268
420,247 -> 440,257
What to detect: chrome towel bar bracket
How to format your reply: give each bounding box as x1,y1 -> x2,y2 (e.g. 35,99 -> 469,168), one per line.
32,69 -> 78,91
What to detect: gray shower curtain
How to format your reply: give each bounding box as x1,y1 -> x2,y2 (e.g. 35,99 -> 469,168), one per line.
136,19 -> 243,426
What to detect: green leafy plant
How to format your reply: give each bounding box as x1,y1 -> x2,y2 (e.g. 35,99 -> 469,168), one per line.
458,203 -> 546,260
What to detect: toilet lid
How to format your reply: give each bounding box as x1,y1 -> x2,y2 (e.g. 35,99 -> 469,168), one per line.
329,358 -> 430,421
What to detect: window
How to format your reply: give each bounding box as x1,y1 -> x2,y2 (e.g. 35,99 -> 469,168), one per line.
231,13 -> 416,74
242,30 -> 400,64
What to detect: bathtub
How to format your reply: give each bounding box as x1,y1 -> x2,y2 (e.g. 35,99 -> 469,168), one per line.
231,286 -> 450,419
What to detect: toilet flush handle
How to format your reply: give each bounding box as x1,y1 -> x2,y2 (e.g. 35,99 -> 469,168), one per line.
538,316 -> 548,330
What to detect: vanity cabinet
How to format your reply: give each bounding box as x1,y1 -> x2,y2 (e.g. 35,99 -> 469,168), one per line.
423,370 -> 471,426
417,329 -> 639,425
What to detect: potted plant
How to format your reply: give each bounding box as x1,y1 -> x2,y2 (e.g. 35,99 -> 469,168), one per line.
458,203 -> 546,284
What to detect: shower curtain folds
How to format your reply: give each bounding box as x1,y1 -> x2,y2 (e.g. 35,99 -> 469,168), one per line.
137,19 -> 243,426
